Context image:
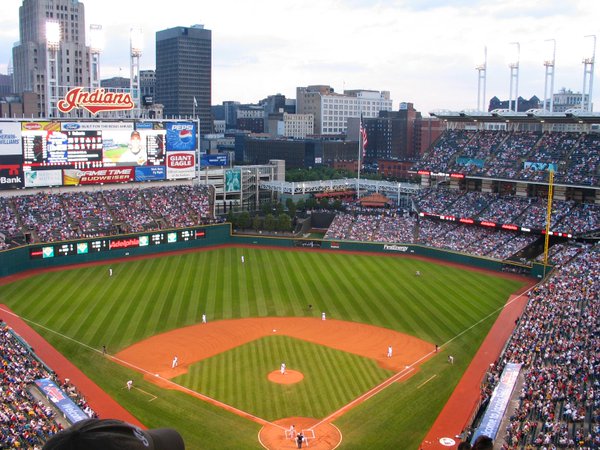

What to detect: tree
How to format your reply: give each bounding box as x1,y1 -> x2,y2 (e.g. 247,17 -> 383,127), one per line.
277,213 -> 292,232
238,211 -> 251,229
263,213 -> 276,231
319,198 -> 330,210
332,199 -> 343,210
275,202 -> 284,215
252,215 -> 262,232
261,201 -> 273,216
286,198 -> 297,218
227,210 -> 237,227
296,198 -> 306,211
305,197 -> 317,210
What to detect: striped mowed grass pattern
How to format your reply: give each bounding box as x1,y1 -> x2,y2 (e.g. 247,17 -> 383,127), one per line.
174,335 -> 394,421
0,247 -> 525,449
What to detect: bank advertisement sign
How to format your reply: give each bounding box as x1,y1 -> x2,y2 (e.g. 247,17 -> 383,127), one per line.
0,155 -> 24,189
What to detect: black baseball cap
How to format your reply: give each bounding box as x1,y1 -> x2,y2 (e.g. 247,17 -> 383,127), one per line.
42,418 -> 185,450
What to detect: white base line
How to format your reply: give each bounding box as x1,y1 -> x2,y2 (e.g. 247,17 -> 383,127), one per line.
134,387 -> 158,402
417,375 -> 437,389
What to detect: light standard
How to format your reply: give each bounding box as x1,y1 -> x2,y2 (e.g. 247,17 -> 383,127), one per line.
543,39 -> 556,112
475,46 -> 487,112
45,21 -> 61,118
582,35 -> 596,112
508,42 -> 520,112
130,27 -> 143,118
89,24 -> 104,92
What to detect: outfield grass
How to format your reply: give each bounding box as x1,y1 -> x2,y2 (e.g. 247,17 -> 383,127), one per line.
0,247 -> 526,449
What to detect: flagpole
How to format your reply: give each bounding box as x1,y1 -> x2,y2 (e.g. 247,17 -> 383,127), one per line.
357,115 -> 362,199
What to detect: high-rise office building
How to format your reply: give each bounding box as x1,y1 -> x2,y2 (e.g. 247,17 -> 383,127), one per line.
156,25 -> 212,136
12,0 -> 90,117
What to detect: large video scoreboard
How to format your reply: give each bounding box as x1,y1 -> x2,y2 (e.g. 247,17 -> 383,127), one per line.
29,227 -> 206,259
0,120 -> 197,190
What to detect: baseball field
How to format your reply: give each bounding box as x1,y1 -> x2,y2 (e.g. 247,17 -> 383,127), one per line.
0,246 -> 527,449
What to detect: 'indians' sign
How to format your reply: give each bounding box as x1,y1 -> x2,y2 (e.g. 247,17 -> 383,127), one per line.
58,88 -> 134,115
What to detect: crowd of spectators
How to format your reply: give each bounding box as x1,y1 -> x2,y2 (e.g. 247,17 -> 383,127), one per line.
324,207 -> 542,261
414,130 -> 600,186
535,243 -> 588,267
0,322 -> 96,449
474,245 -> 600,449
0,197 -> 21,250
1,185 -> 214,246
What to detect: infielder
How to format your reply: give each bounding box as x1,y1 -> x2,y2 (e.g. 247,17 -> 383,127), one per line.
387,345 -> 393,358
202,314 -> 207,324
172,356 -> 179,368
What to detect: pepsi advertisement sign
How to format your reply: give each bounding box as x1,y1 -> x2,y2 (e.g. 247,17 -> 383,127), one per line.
135,165 -> 166,181
200,154 -> 228,167
166,122 -> 196,151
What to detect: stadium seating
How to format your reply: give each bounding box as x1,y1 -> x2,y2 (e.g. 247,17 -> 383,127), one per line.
0,323 -> 96,448
479,245 -> 599,449
2,185 -> 214,246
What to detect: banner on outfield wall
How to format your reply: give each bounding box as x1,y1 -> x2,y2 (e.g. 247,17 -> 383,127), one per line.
135,165 -> 166,181
166,151 -> 195,179
0,122 -> 22,156
471,363 -> 522,443
24,169 -> 63,187
34,378 -> 89,424
166,122 -> 196,151
0,155 -> 24,189
63,167 -> 135,185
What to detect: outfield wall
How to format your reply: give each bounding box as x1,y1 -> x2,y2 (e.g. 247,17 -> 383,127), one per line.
0,223 -> 545,279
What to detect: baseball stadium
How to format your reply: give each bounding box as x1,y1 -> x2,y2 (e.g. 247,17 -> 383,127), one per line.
0,111 -> 599,450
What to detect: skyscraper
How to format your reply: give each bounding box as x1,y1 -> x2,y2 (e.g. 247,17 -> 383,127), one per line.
12,0 -> 90,117
155,25 -> 212,136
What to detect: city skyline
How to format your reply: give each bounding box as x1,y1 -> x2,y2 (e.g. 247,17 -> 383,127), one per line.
0,0 -> 598,115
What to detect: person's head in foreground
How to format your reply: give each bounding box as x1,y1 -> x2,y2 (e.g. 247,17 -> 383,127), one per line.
471,434 -> 493,450
42,418 -> 185,450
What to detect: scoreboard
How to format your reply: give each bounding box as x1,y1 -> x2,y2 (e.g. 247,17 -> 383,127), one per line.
29,227 -> 206,259
0,119 -> 197,190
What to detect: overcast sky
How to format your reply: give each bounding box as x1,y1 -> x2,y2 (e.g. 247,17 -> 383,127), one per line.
0,0 -> 598,115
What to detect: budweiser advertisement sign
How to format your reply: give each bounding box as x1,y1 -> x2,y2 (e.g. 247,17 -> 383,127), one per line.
57,87 -> 134,115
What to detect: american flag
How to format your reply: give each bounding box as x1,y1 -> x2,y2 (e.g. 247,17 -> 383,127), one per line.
360,120 -> 368,159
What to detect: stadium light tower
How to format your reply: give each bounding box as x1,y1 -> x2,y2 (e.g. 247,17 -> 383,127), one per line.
130,27 -> 143,118
582,35 -> 596,112
89,25 -> 104,91
508,42 -> 520,112
45,20 -> 61,118
543,39 -> 556,112
476,46 -> 487,112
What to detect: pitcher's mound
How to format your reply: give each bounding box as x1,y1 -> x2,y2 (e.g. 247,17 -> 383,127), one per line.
268,370 -> 304,384
260,417 -> 341,450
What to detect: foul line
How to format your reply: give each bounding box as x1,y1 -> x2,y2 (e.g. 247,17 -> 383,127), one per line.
417,375 -> 437,389
129,386 -> 158,402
